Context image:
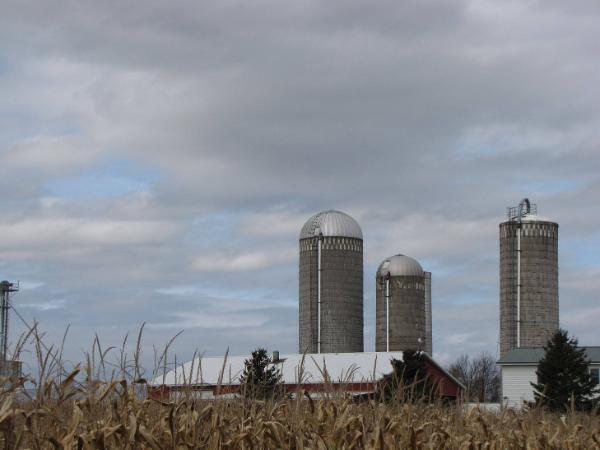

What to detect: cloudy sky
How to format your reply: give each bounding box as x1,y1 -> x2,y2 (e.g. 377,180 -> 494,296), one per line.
1,1 -> 599,374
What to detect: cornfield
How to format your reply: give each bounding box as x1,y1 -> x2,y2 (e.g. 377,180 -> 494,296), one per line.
2,376 -> 600,448
0,327 -> 599,449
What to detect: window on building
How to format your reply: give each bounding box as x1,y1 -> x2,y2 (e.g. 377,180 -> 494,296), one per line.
590,368 -> 600,385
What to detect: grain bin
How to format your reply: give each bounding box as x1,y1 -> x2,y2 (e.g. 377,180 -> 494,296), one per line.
375,255 -> 427,352
299,210 -> 363,353
499,199 -> 559,357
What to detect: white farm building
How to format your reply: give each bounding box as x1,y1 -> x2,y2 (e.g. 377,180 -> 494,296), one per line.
497,347 -> 600,408
150,351 -> 464,400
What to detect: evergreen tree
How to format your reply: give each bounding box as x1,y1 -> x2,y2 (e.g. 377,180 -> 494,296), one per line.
531,329 -> 599,412
239,348 -> 283,399
379,350 -> 437,402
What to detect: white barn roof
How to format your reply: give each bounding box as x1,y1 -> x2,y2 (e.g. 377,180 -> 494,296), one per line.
154,351 -> 404,386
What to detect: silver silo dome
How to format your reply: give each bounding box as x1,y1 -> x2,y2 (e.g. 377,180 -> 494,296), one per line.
299,210 -> 364,354
299,210 -> 363,240
375,254 -> 430,354
377,254 -> 424,278
499,199 -> 559,357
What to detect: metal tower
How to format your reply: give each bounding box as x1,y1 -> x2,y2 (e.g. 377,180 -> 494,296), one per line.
0,280 -> 18,372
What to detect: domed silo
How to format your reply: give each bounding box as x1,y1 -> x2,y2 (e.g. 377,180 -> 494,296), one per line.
299,210 -> 363,354
375,255 -> 427,352
499,199 -> 559,357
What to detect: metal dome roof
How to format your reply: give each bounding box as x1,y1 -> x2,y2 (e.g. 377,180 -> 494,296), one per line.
377,254 -> 424,277
299,210 -> 363,240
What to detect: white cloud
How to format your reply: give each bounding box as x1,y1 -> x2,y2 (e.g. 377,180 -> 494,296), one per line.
561,267 -> 600,294
432,351 -> 453,367
156,286 -> 201,297
0,217 -> 179,252
443,332 -> 476,346
17,281 -> 45,290
562,307 -> 600,329
149,312 -> 269,330
3,136 -> 100,175
191,248 -> 295,272
20,299 -> 67,311
364,214 -> 499,264
238,211 -> 307,237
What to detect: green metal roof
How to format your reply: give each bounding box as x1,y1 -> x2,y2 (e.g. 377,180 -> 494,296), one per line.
497,347 -> 600,365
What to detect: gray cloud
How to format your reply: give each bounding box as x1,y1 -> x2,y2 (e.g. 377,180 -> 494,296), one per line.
1,0 -> 600,371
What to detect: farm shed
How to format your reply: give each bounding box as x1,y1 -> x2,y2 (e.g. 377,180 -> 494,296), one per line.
150,351 -> 463,400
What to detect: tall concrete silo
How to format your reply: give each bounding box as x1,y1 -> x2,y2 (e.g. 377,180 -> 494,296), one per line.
375,255 -> 427,352
499,198 -> 559,357
299,210 -> 363,354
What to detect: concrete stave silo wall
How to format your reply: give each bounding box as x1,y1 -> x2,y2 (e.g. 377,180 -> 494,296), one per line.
499,220 -> 559,357
299,236 -> 363,353
375,274 -> 426,352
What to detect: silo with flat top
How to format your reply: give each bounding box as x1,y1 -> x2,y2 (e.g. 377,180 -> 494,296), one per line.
499,198 -> 559,357
299,210 -> 363,354
375,254 -> 427,352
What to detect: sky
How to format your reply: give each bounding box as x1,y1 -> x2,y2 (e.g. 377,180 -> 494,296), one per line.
1,0 -> 600,376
